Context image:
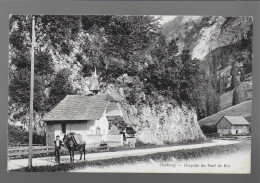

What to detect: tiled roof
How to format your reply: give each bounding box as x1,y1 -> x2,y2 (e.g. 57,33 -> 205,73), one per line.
43,94 -> 118,121
223,116 -> 250,126
106,102 -> 122,117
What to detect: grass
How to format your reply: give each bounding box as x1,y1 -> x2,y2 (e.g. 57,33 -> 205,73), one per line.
219,89 -> 234,110
219,80 -> 252,110
199,100 -> 252,126
10,140 -> 250,172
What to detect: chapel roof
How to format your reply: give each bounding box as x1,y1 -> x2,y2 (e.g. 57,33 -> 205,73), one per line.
43,93 -> 119,121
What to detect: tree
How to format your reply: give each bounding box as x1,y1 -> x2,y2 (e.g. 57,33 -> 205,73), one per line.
167,39 -> 179,57
232,87 -> 239,105
231,64 -> 238,89
179,50 -> 201,104
104,16 -> 160,60
218,76 -> 225,95
46,69 -> 75,111
240,67 -> 246,82
9,68 -> 31,107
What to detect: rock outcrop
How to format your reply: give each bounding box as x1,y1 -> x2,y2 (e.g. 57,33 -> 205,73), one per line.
105,84 -> 206,145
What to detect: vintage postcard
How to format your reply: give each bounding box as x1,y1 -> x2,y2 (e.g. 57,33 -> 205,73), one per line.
8,15 -> 252,173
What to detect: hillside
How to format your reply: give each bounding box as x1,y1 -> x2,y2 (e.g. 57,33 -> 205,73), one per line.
8,15 -> 253,144
199,100 -> 252,126
220,80 -> 252,110
162,16 -> 253,119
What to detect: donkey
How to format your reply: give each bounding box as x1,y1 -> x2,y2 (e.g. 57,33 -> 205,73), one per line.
63,133 -> 86,162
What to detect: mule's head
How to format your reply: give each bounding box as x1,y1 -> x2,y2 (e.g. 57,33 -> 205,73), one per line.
63,133 -> 74,147
63,134 -> 69,144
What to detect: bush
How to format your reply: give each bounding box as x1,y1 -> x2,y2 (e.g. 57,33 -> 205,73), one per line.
8,124 -> 44,145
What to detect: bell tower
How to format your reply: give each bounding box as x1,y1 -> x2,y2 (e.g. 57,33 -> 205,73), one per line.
90,67 -> 101,94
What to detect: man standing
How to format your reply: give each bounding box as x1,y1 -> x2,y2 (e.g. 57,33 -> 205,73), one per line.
54,135 -> 62,163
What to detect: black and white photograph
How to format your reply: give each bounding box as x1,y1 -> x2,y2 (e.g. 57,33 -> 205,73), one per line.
7,15 -> 252,173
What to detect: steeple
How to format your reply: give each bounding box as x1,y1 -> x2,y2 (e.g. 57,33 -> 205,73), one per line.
90,67 -> 101,94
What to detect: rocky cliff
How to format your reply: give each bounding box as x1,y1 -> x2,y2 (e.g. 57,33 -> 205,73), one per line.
104,84 -> 205,145
163,16 -> 252,61
162,16 -> 253,74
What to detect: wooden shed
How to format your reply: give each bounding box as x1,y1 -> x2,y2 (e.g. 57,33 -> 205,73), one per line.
216,116 -> 250,136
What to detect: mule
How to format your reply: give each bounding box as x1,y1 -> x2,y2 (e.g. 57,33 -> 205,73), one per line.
63,133 -> 86,162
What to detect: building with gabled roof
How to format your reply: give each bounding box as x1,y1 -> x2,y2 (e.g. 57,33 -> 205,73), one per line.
43,70 -> 126,147
216,116 -> 250,136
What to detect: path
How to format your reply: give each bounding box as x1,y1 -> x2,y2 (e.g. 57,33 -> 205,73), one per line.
8,140 -> 239,171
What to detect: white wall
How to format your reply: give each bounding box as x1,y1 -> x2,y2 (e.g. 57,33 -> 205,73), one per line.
46,123 -> 63,146
217,129 -> 231,135
217,125 -> 250,135
46,112 -> 111,146
107,134 -> 123,147
231,125 -> 250,135
44,105 -> 134,148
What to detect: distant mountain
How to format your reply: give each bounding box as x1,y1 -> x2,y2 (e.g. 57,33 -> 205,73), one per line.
162,16 -> 252,61
162,16 -> 252,77
162,16 -> 253,119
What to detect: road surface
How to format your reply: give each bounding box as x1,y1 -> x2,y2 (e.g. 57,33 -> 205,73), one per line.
8,140 -> 239,171
72,145 -> 250,174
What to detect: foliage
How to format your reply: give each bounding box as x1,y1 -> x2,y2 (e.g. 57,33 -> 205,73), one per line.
232,87 -> 239,105
9,15 -> 75,115
8,124 -> 44,145
230,64 -> 238,89
46,69 -> 75,111
9,15 -> 253,126
201,124 -> 217,134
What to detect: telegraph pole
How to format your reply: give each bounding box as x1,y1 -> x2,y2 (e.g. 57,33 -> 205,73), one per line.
28,15 -> 35,169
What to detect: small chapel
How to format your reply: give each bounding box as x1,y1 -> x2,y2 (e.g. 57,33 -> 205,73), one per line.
43,69 -> 126,147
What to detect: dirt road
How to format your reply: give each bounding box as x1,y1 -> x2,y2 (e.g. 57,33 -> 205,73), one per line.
8,140 -> 239,171
71,146 -> 250,174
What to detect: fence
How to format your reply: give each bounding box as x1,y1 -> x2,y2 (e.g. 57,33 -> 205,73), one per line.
8,146 -> 55,157
8,143 -> 43,148
8,140 -> 121,158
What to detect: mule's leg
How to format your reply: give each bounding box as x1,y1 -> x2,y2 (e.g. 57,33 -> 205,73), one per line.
80,151 -> 82,160
69,149 -> 72,162
69,150 -> 71,162
84,145 -> 86,160
79,147 -> 82,160
72,150 -> 74,162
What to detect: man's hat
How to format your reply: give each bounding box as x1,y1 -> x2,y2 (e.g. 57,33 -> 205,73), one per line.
56,135 -> 60,138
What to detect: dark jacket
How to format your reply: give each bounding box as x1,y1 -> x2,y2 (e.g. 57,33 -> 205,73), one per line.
54,140 -> 63,150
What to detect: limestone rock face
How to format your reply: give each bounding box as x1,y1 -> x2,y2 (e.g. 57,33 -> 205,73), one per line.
105,85 -> 206,145
124,103 -> 205,145
162,16 -> 253,61
191,16 -> 252,60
